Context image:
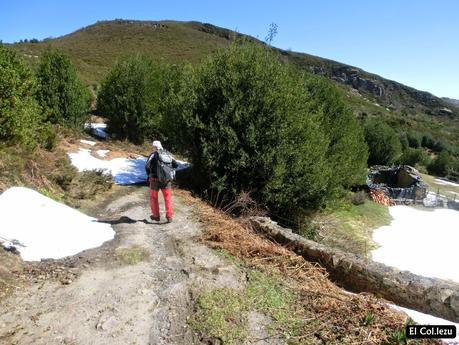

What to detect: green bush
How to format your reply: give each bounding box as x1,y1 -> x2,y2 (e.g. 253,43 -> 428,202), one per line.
68,169 -> 112,199
407,131 -> 421,148
36,49 -> 90,128
399,132 -> 409,150
364,119 -> 402,166
51,156 -> 77,190
157,64 -> 189,151
0,45 -> 42,147
421,133 -> 435,150
175,43 -> 368,220
399,147 -> 430,167
38,123 -> 58,151
427,151 -> 452,176
350,191 -> 367,206
305,77 -> 368,194
97,56 -> 170,144
432,140 -> 448,152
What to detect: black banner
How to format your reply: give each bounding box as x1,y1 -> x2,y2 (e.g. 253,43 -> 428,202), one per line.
406,325 -> 456,339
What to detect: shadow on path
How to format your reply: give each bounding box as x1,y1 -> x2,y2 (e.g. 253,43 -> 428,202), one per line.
93,216 -> 169,225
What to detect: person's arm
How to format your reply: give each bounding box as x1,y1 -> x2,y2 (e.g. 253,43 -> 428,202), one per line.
145,152 -> 154,176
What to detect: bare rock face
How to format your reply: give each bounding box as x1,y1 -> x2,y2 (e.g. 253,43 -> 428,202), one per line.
249,216 -> 459,323
332,67 -> 385,97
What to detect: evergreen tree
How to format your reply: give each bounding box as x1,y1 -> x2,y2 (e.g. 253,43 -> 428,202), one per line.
176,43 -> 368,219
97,56 -> 168,144
305,77 -> 368,196
428,151 -> 452,176
364,119 -> 402,166
0,45 -> 42,147
36,49 -> 90,128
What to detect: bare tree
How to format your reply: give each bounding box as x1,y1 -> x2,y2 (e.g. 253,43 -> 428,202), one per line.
265,22 -> 278,46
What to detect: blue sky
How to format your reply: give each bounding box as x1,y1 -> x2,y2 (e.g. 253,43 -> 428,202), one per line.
1,0 -> 458,98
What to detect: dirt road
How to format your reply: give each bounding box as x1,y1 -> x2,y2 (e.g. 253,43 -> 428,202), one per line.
0,187 -> 248,345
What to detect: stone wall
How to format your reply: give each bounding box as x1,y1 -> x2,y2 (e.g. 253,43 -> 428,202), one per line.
249,216 -> 459,322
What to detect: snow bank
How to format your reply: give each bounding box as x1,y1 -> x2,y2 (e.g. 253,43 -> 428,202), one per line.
372,206 -> 459,282
0,187 -> 114,261
84,123 -> 108,139
435,178 -> 459,187
96,149 -> 109,158
69,148 -> 191,185
68,148 -> 148,184
80,139 -> 96,146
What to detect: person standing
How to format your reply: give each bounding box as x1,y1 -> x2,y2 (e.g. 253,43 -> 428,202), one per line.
145,140 -> 177,223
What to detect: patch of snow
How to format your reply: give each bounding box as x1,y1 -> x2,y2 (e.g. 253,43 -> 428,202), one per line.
435,179 -> 459,188
96,149 -> 110,158
84,123 -> 108,139
372,206 -> 459,282
175,159 -> 192,171
0,187 -> 114,261
68,148 -> 148,184
69,148 -> 191,185
80,139 -> 96,146
389,304 -> 459,343
0,236 -> 18,252
423,191 -> 448,207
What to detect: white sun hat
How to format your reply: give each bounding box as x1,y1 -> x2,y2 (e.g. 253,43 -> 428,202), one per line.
152,140 -> 163,150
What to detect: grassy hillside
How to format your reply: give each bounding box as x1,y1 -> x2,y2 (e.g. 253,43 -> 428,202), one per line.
9,19 -> 459,150
10,20 -> 233,85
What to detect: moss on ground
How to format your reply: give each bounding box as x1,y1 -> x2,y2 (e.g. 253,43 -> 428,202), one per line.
309,197 -> 391,257
115,246 -> 149,265
191,266 -> 304,345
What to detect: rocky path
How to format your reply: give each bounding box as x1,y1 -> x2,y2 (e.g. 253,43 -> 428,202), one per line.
0,187 -> 249,345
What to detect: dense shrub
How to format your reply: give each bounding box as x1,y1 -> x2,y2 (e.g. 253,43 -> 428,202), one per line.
68,170 -> 113,200
399,133 -> 409,150
175,44 -> 368,220
427,151 -> 452,176
36,49 -> 90,128
407,131 -> 421,148
157,64 -> 188,151
305,77 -> 368,194
364,120 -> 402,166
421,133 -> 435,150
399,147 -> 431,167
432,140 -> 448,152
97,56 -> 171,144
350,190 -> 367,206
0,45 -> 42,147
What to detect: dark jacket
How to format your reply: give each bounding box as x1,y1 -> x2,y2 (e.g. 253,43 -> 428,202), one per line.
145,150 -> 178,179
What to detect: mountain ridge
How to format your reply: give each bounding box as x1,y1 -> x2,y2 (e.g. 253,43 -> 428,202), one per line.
9,19 -> 459,120
443,97 -> 459,107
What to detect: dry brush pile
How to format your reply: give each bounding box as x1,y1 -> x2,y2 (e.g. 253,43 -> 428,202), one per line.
177,190 -> 442,344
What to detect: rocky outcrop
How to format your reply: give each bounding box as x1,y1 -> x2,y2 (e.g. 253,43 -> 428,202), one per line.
331,67 -> 385,98
442,97 -> 459,107
249,216 -> 459,323
301,60 -> 457,116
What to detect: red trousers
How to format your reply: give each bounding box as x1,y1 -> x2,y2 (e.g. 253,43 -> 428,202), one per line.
149,187 -> 173,218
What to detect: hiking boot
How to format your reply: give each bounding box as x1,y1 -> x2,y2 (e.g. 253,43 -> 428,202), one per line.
166,217 -> 173,223
150,215 -> 160,222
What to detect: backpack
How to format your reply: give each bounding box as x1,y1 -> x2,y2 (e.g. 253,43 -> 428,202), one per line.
156,149 -> 175,183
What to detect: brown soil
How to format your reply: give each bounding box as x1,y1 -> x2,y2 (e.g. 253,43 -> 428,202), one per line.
0,187 -> 248,345
0,187 -> 445,345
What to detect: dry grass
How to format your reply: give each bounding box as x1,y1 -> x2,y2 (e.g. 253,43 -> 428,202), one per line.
177,189 -> 442,344
0,248 -> 24,299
